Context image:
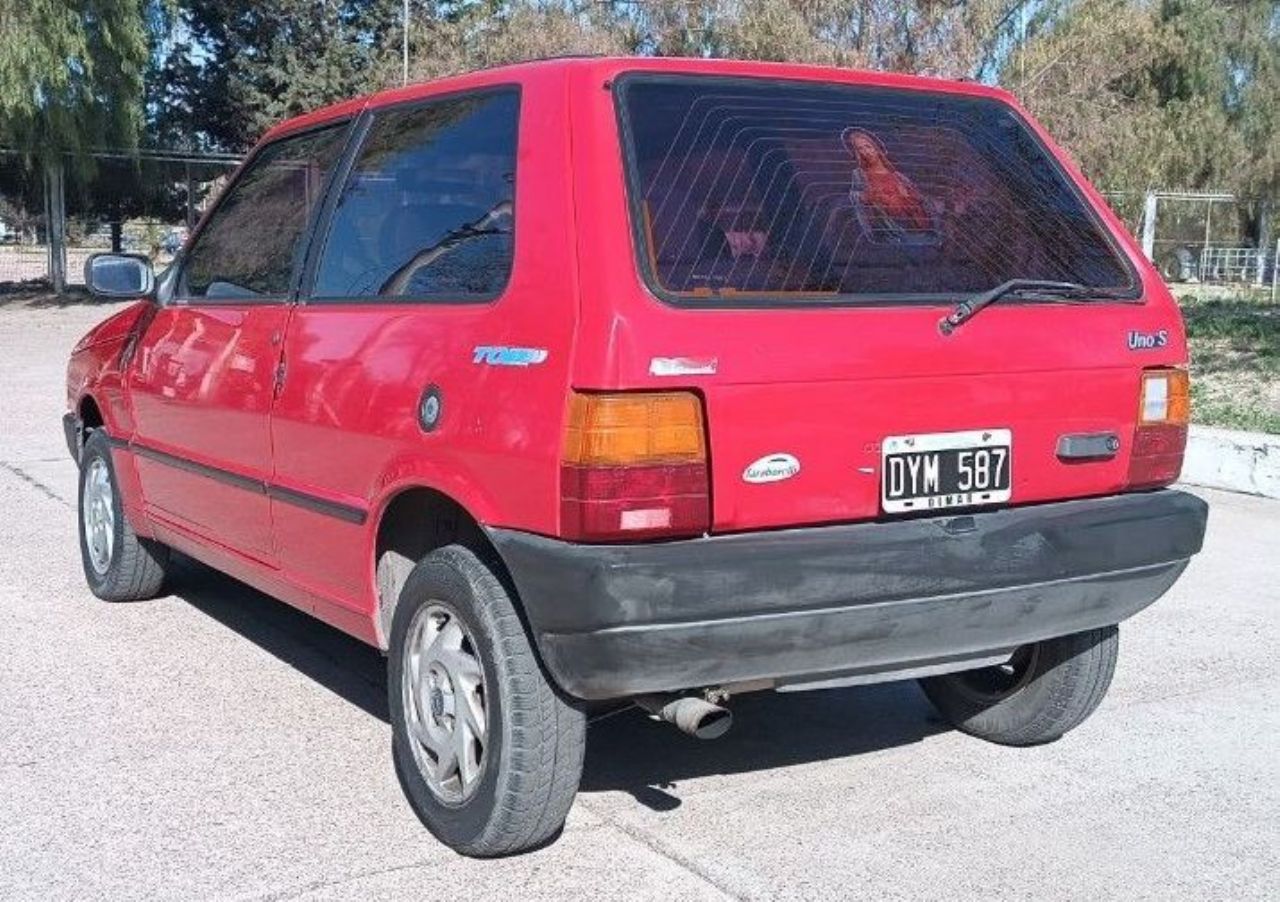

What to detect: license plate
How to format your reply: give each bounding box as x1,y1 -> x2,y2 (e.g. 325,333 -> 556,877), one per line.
881,429 -> 1012,514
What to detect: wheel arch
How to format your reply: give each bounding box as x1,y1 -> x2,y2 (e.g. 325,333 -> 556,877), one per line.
78,394 -> 105,431
371,484 -> 525,651
67,393 -> 107,463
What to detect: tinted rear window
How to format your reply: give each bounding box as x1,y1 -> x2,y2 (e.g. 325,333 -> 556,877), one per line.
618,76 -> 1135,305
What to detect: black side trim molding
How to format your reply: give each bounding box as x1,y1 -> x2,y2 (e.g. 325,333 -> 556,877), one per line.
118,436 -> 367,525
266,483 -> 367,525
132,442 -> 265,495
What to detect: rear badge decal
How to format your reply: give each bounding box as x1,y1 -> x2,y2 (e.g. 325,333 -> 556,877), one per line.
473,346 -> 548,367
649,356 -> 718,376
743,453 -> 801,484
1127,330 -> 1169,350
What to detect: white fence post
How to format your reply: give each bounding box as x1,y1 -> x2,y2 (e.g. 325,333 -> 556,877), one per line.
1272,237 -> 1279,304
1141,190 -> 1158,262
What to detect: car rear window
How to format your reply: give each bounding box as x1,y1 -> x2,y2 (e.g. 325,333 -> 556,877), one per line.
617,75 -> 1136,306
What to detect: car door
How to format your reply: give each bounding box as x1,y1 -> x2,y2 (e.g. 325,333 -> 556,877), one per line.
128,123 -> 350,563
269,87 -> 531,607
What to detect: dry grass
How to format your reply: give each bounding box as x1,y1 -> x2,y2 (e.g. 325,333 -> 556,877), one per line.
1182,297 -> 1280,434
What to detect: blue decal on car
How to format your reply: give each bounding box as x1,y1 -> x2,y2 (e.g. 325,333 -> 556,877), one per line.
473,346 -> 549,367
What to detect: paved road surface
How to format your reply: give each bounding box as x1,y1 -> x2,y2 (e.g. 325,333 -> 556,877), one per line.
2,297 -> 1276,900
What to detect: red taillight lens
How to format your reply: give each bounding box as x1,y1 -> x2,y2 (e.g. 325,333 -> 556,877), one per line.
560,392 -> 710,541
1127,368 -> 1190,488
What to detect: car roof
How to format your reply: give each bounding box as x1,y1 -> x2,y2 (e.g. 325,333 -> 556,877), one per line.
261,55 -> 1017,145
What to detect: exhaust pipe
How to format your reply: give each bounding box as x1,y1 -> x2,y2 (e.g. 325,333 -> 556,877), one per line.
636,694 -> 733,740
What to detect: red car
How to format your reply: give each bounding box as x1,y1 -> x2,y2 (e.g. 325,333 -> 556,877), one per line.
65,57 -> 1207,856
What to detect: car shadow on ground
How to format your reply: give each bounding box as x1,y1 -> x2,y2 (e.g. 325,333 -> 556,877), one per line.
580,683 -> 943,810
168,557 -> 947,813
168,556 -> 391,721
0,286 -> 102,308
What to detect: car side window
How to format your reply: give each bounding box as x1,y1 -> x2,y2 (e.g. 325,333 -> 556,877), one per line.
311,89 -> 519,302
178,125 -> 348,301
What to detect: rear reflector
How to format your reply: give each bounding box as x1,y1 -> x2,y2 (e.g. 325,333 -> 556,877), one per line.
1128,368 -> 1190,488
561,392 -> 710,541
1138,367 -> 1190,426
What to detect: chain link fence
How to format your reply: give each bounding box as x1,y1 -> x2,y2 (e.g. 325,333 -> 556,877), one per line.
0,149 -> 240,292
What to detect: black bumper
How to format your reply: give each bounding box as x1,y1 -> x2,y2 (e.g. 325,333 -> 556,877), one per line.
62,413 -> 80,462
487,490 -> 1208,700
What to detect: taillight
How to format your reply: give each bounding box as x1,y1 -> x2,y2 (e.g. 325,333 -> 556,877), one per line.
560,391 -> 710,541
1127,367 -> 1190,488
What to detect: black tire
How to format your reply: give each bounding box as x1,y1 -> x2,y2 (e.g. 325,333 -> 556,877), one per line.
77,430 -> 170,601
919,626 -> 1119,747
388,545 -> 585,857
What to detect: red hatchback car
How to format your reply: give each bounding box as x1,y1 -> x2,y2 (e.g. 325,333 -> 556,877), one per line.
66,57 -> 1207,856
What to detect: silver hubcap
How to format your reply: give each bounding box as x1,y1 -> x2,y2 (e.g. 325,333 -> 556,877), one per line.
402,603 -> 488,804
82,458 -> 115,575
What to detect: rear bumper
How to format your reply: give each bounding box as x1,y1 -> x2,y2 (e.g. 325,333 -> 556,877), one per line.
487,490 -> 1207,700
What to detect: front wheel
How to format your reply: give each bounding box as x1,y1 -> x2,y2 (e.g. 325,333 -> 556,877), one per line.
77,430 -> 170,601
919,626 -> 1119,746
388,545 -> 585,857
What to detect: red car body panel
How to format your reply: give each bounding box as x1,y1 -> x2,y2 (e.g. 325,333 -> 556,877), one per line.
566,59 -> 1183,532
129,305 -> 289,561
67,57 -> 1190,649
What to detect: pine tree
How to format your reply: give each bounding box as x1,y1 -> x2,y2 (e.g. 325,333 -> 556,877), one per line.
151,0 -> 401,151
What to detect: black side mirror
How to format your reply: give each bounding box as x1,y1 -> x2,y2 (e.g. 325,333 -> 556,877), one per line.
85,253 -> 156,299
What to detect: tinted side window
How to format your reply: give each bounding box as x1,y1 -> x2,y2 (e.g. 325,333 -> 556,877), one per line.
312,90 -> 519,301
180,125 -> 348,300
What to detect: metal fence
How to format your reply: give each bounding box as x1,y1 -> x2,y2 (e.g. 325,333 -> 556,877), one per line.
1103,189 -> 1276,301
0,148 -> 240,291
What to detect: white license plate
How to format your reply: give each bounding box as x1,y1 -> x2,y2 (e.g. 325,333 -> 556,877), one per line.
881,429 -> 1012,514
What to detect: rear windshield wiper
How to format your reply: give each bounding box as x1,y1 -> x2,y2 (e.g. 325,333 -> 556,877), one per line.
938,280 -> 1099,336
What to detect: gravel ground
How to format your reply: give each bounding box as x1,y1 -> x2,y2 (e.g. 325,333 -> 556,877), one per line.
1,297 -> 1277,901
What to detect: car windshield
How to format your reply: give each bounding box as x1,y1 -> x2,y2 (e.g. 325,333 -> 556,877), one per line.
617,75 -> 1136,305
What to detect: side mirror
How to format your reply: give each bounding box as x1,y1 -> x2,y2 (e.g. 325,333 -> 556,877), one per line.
85,253 -> 156,299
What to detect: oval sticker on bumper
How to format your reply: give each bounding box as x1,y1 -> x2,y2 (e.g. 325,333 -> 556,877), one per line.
743,453 -> 801,484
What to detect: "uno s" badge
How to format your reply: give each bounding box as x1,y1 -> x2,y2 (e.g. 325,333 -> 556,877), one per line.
1127,330 -> 1168,350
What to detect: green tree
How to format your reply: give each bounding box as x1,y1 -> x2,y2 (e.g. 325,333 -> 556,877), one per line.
1008,0 -> 1278,242
401,2 -> 624,82
0,0 -> 149,167
152,0 -> 401,151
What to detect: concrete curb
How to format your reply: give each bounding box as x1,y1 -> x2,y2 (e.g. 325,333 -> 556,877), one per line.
1181,425 -> 1280,499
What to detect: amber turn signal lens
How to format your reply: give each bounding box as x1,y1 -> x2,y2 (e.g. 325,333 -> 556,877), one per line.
563,392 -> 706,466
1139,368 -> 1190,426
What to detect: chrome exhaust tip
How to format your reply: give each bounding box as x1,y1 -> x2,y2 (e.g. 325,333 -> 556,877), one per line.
636,694 -> 733,740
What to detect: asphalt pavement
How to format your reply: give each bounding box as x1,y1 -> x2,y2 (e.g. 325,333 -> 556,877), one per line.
2,297 -> 1276,900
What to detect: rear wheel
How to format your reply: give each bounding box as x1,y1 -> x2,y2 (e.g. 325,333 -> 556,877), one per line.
77,430 -> 170,601
388,545 -> 585,857
919,626 -> 1119,746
